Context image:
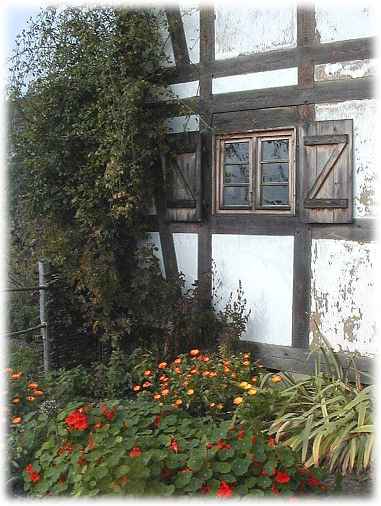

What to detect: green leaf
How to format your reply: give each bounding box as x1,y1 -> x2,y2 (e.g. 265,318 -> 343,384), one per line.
213,461 -> 231,474
174,471 -> 193,489
231,458 -> 251,476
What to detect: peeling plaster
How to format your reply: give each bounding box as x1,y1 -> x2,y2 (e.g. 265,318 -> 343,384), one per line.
315,100 -> 376,218
314,59 -> 375,82
310,239 -> 376,356
215,2 -> 297,60
315,5 -> 375,43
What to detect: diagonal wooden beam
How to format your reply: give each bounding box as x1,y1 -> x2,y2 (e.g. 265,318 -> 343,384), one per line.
165,7 -> 190,66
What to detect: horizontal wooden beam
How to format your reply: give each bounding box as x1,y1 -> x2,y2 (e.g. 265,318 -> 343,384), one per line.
238,341 -> 373,384
304,134 -> 348,145
166,37 -> 374,84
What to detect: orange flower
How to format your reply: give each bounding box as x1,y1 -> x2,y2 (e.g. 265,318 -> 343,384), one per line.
11,372 -> 22,380
182,381 -> 189,387
143,370 -> 152,377
231,372 -> 237,379
223,367 -> 230,373
223,360 -> 230,366
189,349 -> 200,357
202,371 -> 210,377
268,436 -> 276,448
27,382 -> 38,389
242,360 -> 250,366
158,362 -> 167,369
159,375 -> 168,382
11,398 -> 21,404
12,416 -> 22,424
142,381 -> 152,388
190,368 -> 198,375
94,422 -> 103,430
209,371 -> 217,377
174,399 -> 183,406
33,390 -> 44,397
153,393 -> 161,400
233,396 -> 243,405
202,356 -> 210,362
271,375 -> 282,383
251,377 -> 257,383
174,358 -> 182,365
133,385 -> 141,392
26,396 -> 36,402
161,388 -> 169,396
174,367 -> 181,374
129,447 -> 142,458
243,353 -> 250,359
209,402 -> 216,408
186,389 -> 194,396
217,403 -> 223,409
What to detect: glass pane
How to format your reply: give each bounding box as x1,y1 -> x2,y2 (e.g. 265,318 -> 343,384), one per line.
261,163 -> 289,183
224,142 -> 249,164
261,185 -> 289,206
261,139 -> 289,161
224,164 -> 249,184
223,186 -> 249,206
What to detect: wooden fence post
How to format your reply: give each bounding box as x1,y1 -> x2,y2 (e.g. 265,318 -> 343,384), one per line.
38,260 -> 50,373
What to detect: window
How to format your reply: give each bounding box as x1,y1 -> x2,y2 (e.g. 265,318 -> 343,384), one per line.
214,129 -> 295,214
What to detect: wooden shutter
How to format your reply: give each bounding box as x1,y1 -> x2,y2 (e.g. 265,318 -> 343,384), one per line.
165,132 -> 202,222
301,119 -> 353,223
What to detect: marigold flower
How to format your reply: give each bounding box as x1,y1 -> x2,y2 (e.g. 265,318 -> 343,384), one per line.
153,393 -> 161,400
237,430 -> 245,440
65,409 -> 89,431
142,381 -> 152,388
251,377 -> 257,383
161,388 -> 169,396
174,367 -> 181,374
12,416 -> 22,424
143,370 -> 152,377
174,399 -> 183,406
202,356 -> 210,362
187,389 -> 194,396
209,402 -> 216,408
27,382 -> 38,389
11,372 -> 22,380
223,367 -> 230,373
26,396 -> 36,402
239,381 -> 248,388
275,471 -> 290,484
216,480 -> 233,497
190,368 -> 198,375
133,385 -> 141,392
11,397 -> 21,404
209,371 -> 217,377
129,447 -> 142,458
189,349 -> 200,357
271,375 -> 282,383
243,353 -> 250,359
174,358 -> 182,365
248,388 -> 257,396
33,390 -> 44,397
202,371 -> 210,377
158,362 -> 167,369
233,396 -> 243,405
159,375 -> 168,382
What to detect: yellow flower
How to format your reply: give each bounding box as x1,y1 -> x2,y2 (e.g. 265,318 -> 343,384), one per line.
187,389 -> 194,396
233,396 -> 244,405
239,381 -> 248,389
248,388 -> 257,396
271,375 -> 282,383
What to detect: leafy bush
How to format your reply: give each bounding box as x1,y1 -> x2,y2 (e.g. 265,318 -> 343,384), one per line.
8,340 -> 43,378
22,398 -> 328,497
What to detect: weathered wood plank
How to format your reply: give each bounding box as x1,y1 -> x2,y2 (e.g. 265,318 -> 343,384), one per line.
165,8 -> 190,66
304,134 -> 348,145
304,198 -> 348,208
237,341 -> 374,384
213,107 -> 299,133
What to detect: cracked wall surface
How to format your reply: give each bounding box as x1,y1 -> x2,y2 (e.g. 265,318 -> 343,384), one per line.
310,239 -> 376,356
314,59 -> 375,82
315,100 -> 376,218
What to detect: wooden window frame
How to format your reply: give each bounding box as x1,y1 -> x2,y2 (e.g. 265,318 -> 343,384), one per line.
213,128 -> 296,215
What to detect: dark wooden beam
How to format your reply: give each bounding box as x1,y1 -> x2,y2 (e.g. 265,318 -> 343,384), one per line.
165,7 -> 190,66
165,37 -> 374,84
237,341 -> 373,384
297,4 -> 316,89
311,218 -> 375,242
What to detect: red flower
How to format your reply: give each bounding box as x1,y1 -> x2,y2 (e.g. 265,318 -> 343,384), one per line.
200,483 -> 211,494
129,447 -> 142,458
268,436 -> 276,448
307,475 -> 321,487
216,439 -> 232,450
271,484 -> 281,495
58,441 -> 74,455
65,409 -> 89,431
237,430 -> 245,440
25,464 -> 41,483
216,480 -> 233,497
275,471 -> 291,484
153,415 -> 161,427
100,404 -> 116,421
170,438 -> 180,453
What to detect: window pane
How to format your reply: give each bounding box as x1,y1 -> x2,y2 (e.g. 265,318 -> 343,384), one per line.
261,139 -> 289,161
261,185 -> 289,206
223,186 -> 249,206
224,142 -> 249,164
261,163 -> 289,183
224,164 -> 249,184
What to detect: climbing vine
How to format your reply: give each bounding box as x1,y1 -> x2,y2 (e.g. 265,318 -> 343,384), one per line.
8,7 -> 180,343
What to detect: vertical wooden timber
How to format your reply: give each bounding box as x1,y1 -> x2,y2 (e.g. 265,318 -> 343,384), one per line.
198,6 -> 214,306
165,7 -> 190,66
292,3 -> 316,348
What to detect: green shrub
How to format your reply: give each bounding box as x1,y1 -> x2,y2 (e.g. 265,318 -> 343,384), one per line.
22,398 -> 328,497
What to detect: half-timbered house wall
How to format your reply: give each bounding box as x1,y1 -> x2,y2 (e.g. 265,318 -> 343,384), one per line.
145,1 -> 375,377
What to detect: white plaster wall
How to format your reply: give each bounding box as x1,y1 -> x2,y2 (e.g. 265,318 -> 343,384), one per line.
166,115 -> 200,133
180,5 -> 200,64
315,100 -> 376,218
212,234 -> 294,346
310,239 -> 376,356
315,4 -> 375,43
215,2 -> 297,60
173,233 -> 198,290
314,59 -> 376,82
212,67 -> 298,94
